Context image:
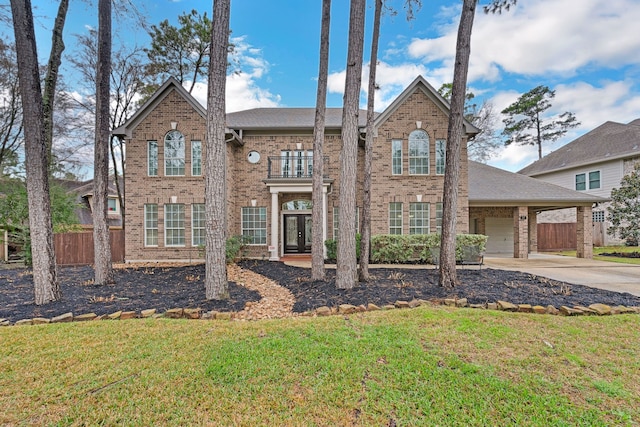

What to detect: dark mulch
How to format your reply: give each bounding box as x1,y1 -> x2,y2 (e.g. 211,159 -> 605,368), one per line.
0,265 -> 260,323
238,260 -> 640,313
2,261 -> 640,323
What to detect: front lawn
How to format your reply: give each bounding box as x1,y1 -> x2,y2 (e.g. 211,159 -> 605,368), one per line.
554,246 -> 640,265
2,307 -> 639,425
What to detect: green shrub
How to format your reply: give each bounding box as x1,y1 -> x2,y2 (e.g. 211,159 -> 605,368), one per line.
369,234 -> 488,264
324,234 -> 361,261
199,235 -> 252,264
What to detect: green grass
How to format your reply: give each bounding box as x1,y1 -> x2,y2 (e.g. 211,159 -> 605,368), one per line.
2,307 -> 640,425
554,246 -> 640,265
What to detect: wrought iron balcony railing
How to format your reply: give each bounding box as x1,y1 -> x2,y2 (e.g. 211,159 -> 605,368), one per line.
267,155 -> 329,179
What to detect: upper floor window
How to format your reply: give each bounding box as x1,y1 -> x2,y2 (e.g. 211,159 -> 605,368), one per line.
392,139 -> 403,175
408,130 -> 429,175
192,140 -> 202,176
164,130 -> 185,176
576,171 -> 600,191
281,150 -> 313,177
148,141 -> 158,176
435,139 -> 446,175
589,171 -> 601,189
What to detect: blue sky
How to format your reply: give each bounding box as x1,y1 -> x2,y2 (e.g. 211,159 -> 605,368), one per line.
19,0 -> 640,172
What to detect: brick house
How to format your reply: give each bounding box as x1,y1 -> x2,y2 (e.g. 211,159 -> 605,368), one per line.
114,76 -> 602,262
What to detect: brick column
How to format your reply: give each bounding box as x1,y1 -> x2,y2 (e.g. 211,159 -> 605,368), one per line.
528,208 -> 538,253
576,205 -> 593,259
513,206 -> 529,258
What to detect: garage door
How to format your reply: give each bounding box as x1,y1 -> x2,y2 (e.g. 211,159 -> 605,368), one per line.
485,217 -> 513,254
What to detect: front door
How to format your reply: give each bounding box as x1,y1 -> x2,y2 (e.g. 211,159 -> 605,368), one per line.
284,214 -> 312,253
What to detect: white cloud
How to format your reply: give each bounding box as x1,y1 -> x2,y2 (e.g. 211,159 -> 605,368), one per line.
190,36 -> 281,112
408,0 -> 640,82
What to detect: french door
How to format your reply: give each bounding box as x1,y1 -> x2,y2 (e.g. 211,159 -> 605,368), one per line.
284,214 -> 312,253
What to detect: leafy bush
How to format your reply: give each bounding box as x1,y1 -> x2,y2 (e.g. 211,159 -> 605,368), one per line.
198,235 -> 252,264
370,234 -> 488,264
324,234 -> 361,261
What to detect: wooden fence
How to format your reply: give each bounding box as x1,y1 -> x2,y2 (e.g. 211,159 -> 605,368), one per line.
54,230 -> 125,266
537,223 -> 576,251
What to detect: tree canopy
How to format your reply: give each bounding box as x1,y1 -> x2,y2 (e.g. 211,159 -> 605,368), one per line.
608,164 -> 640,246
501,85 -> 579,159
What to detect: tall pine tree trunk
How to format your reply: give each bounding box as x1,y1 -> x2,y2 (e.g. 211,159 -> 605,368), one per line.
10,0 -> 59,304
42,0 -> 69,166
439,0 -> 476,288
336,0 -> 366,290
205,0 -> 231,300
311,0 -> 331,281
93,0 -> 114,285
359,0 -> 382,282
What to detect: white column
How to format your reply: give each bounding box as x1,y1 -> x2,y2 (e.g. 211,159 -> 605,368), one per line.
322,186 -> 328,258
270,190 -> 280,261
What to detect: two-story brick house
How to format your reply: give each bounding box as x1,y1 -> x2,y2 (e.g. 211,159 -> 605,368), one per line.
114,76 -> 602,262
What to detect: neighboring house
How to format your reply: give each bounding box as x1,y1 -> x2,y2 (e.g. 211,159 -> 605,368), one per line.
519,119 -> 640,246
113,76 -> 602,263
58,177 -> 124,229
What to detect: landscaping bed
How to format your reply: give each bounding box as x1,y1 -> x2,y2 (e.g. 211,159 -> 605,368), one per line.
2,261 -> 640,323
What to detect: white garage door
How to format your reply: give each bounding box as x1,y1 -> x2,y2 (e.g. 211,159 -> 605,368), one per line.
485,217 -> 513,254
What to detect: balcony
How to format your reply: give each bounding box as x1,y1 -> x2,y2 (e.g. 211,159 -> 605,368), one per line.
267,156 -> 329,179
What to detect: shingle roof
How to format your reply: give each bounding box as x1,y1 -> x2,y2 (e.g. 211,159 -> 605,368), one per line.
225,108 -> 371,129
518,119 -> 640,176
469,161 -> 606,205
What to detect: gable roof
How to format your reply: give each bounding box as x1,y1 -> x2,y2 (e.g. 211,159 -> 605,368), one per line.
112,77 -> 206,138
373,75 -> 480,136
226,107 -> 370,130
469,161 -> 606,206
519,119 -> 640,176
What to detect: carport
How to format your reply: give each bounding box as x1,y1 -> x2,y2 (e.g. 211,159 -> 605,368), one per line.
468,161 -> 606,259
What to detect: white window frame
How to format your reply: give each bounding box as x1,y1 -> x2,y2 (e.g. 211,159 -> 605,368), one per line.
242,207 -> 267,245
164,204 -> 185,246
435,139 -> 446,175
408,130 -> 429,175
107,198 -> 118,214
164,130 -> 185,176
191,140 -> 202,176
144,204 -> 158,247
389,202 -> 403,235
392,139 -> 403,175
436,202 -> 443,234
147,140 -> 158,176
409,202 -> 430,235
191,203 -> 205,246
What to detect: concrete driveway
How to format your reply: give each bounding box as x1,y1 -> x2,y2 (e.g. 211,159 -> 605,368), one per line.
484,253 -> 640,297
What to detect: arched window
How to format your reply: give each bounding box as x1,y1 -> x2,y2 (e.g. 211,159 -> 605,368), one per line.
164,130 -> 185,176
408,129 -> 429,175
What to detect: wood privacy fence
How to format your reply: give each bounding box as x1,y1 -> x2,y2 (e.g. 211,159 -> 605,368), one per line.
54,230 -> 125,266
537,223 -> 576,251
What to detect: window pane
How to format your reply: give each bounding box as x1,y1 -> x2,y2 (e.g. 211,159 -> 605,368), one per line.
148,141 -> 158,176
192,141 -> 202,176
144,204 -> 158,246
589,171 -> 600,189
409,130 -> 429,175
436,139 -> 446,175
242,207 -> 267,245
165,204 -> 185,246
392,139 -> 402,175
575,173 -> 586,191
165,130 -> 185,176
389,202 -> 403,234
192,203 -> 205,246
107,198 -> 117,212
409,202 -> 429,234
